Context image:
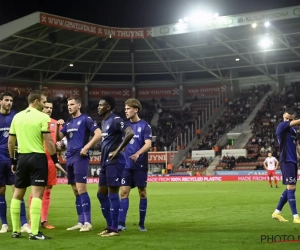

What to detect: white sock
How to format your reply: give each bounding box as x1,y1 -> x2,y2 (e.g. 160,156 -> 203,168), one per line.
293,214 -> 299,219
274,209 -> 281,214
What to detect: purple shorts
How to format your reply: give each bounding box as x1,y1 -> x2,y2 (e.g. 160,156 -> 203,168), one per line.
121,168 -> 148,188
99,162 -> 125,187
281,162 -> 298,185
0,160 -> 14,186
66,155 -> 90,184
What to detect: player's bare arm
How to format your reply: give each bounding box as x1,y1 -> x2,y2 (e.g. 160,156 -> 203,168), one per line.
80,128 -> 101,156
275,159 -> 279,170
129,139 -> 152,162
289,119 -> 300,127
109,127 -> 134,160
56,119 -> 65,141
297,142 -> 300,158
43,133 -> 67,175
263,161 -> 268,170
8,135 -> 17,173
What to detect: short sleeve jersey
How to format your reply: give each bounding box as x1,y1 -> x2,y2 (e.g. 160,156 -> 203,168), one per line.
60,114 -> 99,159
9,108 -> 50,153
276,121 -> 297,163
100,113 -> 127,166
124,120 -> 152,170
0,110 -> 16,160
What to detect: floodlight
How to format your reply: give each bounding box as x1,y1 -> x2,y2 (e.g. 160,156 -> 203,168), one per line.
258,37 -> 273,49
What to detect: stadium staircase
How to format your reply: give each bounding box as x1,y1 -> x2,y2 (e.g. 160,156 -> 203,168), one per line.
232,90 -> 273,149
205,90 -> 274,175
171,103 -> 226,170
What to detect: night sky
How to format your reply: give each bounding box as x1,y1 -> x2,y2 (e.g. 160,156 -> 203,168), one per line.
0,0 -> 299,27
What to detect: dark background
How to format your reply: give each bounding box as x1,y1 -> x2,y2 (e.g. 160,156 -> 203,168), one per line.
0,0 -> 299,27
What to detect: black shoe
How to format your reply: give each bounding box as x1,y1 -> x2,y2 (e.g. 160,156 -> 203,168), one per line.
276,186 -> 279,188
12,232 -> 21,238
271,186 -> 273,188
29,231 -> 52,240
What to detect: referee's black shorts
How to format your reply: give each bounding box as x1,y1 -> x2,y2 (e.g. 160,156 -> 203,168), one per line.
15,153 -> 48,188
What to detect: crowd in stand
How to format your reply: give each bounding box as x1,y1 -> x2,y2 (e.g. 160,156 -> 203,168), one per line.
188,85 -> 270,156
179,157 -> 212,170
215,83 -> 300,171
10,82 -> 294,174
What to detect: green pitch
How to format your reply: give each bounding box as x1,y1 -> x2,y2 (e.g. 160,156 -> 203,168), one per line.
1,182 -> 300,250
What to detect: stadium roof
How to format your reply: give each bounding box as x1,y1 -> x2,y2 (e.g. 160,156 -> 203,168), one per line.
1,6 -> 300,85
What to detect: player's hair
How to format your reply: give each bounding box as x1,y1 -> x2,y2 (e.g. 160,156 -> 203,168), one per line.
125,98 -> 142,112
0,92 -> 13,100
285,108 -> 296,116
67,96 -> 81,104
45,100 -> 53,104
27,90 -> 46,104
100,95 -> 115,110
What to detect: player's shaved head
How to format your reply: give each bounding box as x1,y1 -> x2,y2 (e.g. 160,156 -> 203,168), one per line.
100,95 -> 115,110
283,108 -> 296,121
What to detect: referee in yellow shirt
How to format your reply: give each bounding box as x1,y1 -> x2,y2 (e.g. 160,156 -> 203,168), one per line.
8,90 -> 66,240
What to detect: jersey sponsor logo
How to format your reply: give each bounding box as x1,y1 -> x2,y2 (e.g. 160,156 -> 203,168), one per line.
0,127 -> 10,131
2,131 -> 9,138
67,128 -> 78,132
129,135 -> 139,144
101,132 -> 108,142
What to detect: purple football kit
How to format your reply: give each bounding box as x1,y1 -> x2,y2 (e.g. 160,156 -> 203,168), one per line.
121,119 -> 152,188
60,114 -> 99,184
99,113 -> 126,187
0,110 -> 16,186
276,121 -> 298,185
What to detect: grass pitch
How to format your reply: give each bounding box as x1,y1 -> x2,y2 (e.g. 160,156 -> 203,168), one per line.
1,182 -> 300,249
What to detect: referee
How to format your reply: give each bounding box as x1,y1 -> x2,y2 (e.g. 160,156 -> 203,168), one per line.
8,90 -> 66,240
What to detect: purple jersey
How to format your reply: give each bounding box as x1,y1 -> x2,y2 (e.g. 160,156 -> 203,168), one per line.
100,113 -> 126,166
276,121 -> 297,163
0,110 -> 16,160
61,114 -> 99,159
124,119 -> 152,170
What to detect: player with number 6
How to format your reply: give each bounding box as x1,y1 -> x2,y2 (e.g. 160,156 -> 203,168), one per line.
97,96 -> 134,237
